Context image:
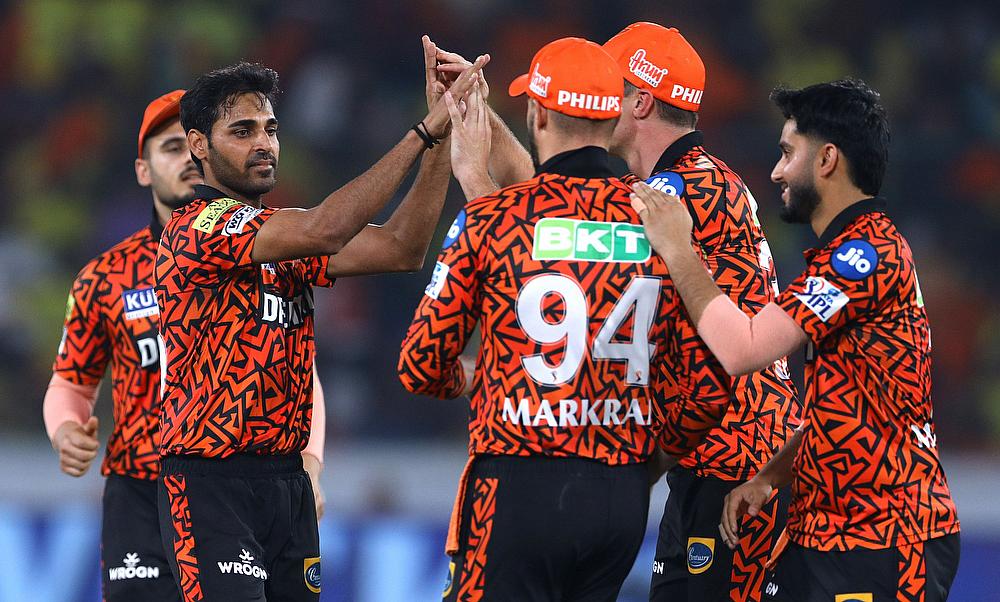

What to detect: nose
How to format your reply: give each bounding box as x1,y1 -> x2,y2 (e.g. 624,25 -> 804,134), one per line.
770,159 -> 783,183
253,129 -> 274,154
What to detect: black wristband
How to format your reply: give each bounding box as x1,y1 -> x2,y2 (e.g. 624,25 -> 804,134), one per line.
411,121 -> 439,149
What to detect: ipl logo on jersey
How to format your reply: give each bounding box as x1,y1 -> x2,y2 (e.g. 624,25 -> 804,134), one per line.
793,276 -> 849,323
122,287 -> 159,321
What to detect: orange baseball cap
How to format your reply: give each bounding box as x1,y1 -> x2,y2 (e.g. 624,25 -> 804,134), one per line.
603,22 -> 706,112
508,37 -> 623,120
137,89 -> 185,158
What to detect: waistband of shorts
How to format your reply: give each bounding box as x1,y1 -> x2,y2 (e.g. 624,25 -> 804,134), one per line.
473,453 -> 646,477
160,452 -> 303,477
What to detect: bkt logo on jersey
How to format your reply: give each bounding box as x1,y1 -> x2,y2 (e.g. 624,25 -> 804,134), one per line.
835,594 -> 873,602
832,239 -> 878,280
686,537 -> 714,574
793,276 -> 849,323
533,218 -> 650,263
122,287 -> 159,321
108,552 -> 160,581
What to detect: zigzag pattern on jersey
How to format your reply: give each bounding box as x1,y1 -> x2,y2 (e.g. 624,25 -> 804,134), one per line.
399,174 -> 730,465
778,213 -> 959,550
156,198 -> 325,458
454,477 -> 497,602
729,492 -> 785,602
164,474 -> 204,602
627,145 -> 800,481
54,227 -> 163,480
896,540 -> 927,602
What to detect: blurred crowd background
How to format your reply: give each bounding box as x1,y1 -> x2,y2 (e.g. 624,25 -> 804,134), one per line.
1,0 -> 997,451
0,1 -> 998,599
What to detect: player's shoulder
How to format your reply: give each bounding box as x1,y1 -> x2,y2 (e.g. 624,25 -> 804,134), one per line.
164,196 -> 251,234
76,226 -> 155,280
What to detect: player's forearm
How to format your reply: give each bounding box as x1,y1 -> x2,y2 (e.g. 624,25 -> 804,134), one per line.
753,426 -> 803,490
487,108 -> 534,187
376,140 -> 454,270
661,243 -> 726,326
697,298 -> 807,376
255,132 -> 427,263
303,370 -> 326,465
397,343 -> 467,400
43,374 -> 98,440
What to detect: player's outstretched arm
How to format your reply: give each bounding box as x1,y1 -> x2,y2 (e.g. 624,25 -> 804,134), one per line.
250,55 -> 489,267
631,182 -> 807,374
323,40 -> 487,276
433,42 -> 534,189
719,426 -> 802,549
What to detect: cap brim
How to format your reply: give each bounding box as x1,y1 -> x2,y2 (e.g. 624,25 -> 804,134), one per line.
508,73 -> 529,97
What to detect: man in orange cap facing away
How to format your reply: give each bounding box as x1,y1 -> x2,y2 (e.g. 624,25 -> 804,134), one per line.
399,37 -> 732,601
602,22 -> 801,602
42,90 -> 329,601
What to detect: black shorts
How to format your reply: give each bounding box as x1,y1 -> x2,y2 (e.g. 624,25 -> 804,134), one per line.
650,466 -> 790,602
444,454 -> 649,602
102,473 -> 180,602
762,533 -> 960,601
157,453 -> 320,602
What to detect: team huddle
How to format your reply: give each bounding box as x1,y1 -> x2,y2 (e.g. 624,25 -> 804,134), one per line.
43,19 -> 959,602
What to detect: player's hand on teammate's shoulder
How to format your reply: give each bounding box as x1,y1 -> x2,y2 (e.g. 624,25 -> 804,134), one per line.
52,416 -> 100,477
719,475 -> 773,549
630,181 -> 694,258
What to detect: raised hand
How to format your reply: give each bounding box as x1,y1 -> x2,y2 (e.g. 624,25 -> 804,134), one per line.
53,416 -> 100,477
434,46 -> 490,100
423,53 -> 489,140
630,181 -> 694,258
444,80 -> 496,199
422,35 -> 448,111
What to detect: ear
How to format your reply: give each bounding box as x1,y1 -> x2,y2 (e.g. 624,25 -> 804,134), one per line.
135,157 -> 151,187
535,103 -> 549,130
633,89 -> 655,120
817,142 -> 838,179
188,129 -> 209,164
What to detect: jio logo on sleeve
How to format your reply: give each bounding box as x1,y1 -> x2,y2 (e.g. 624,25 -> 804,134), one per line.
831,240 -> 878,280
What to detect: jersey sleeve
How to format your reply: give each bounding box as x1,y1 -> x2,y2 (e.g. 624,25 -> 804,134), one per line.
656,285 -> 731,456
397,207 -> 484,399
297,255 -> 336,288
777,236 -> 900,344
52,267 -> 110,386
162,199 -> 276,287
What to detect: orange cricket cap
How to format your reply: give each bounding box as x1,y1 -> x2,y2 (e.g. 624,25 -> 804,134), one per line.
603,22 -> 706,112
508,37 -> 623,120
137,89 -> 185,158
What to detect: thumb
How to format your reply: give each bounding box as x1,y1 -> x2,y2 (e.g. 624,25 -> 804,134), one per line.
83,416 -> 99,436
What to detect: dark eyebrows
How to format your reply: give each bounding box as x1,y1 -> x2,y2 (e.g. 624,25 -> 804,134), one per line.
224,117 -> 279,130
158,135 -> 186,149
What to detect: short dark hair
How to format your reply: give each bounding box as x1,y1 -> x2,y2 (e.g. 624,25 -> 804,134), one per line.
770,78 -> 889,196
180,62 -> 281,171
624,81 -> 698,129
548,110 -> 619,138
